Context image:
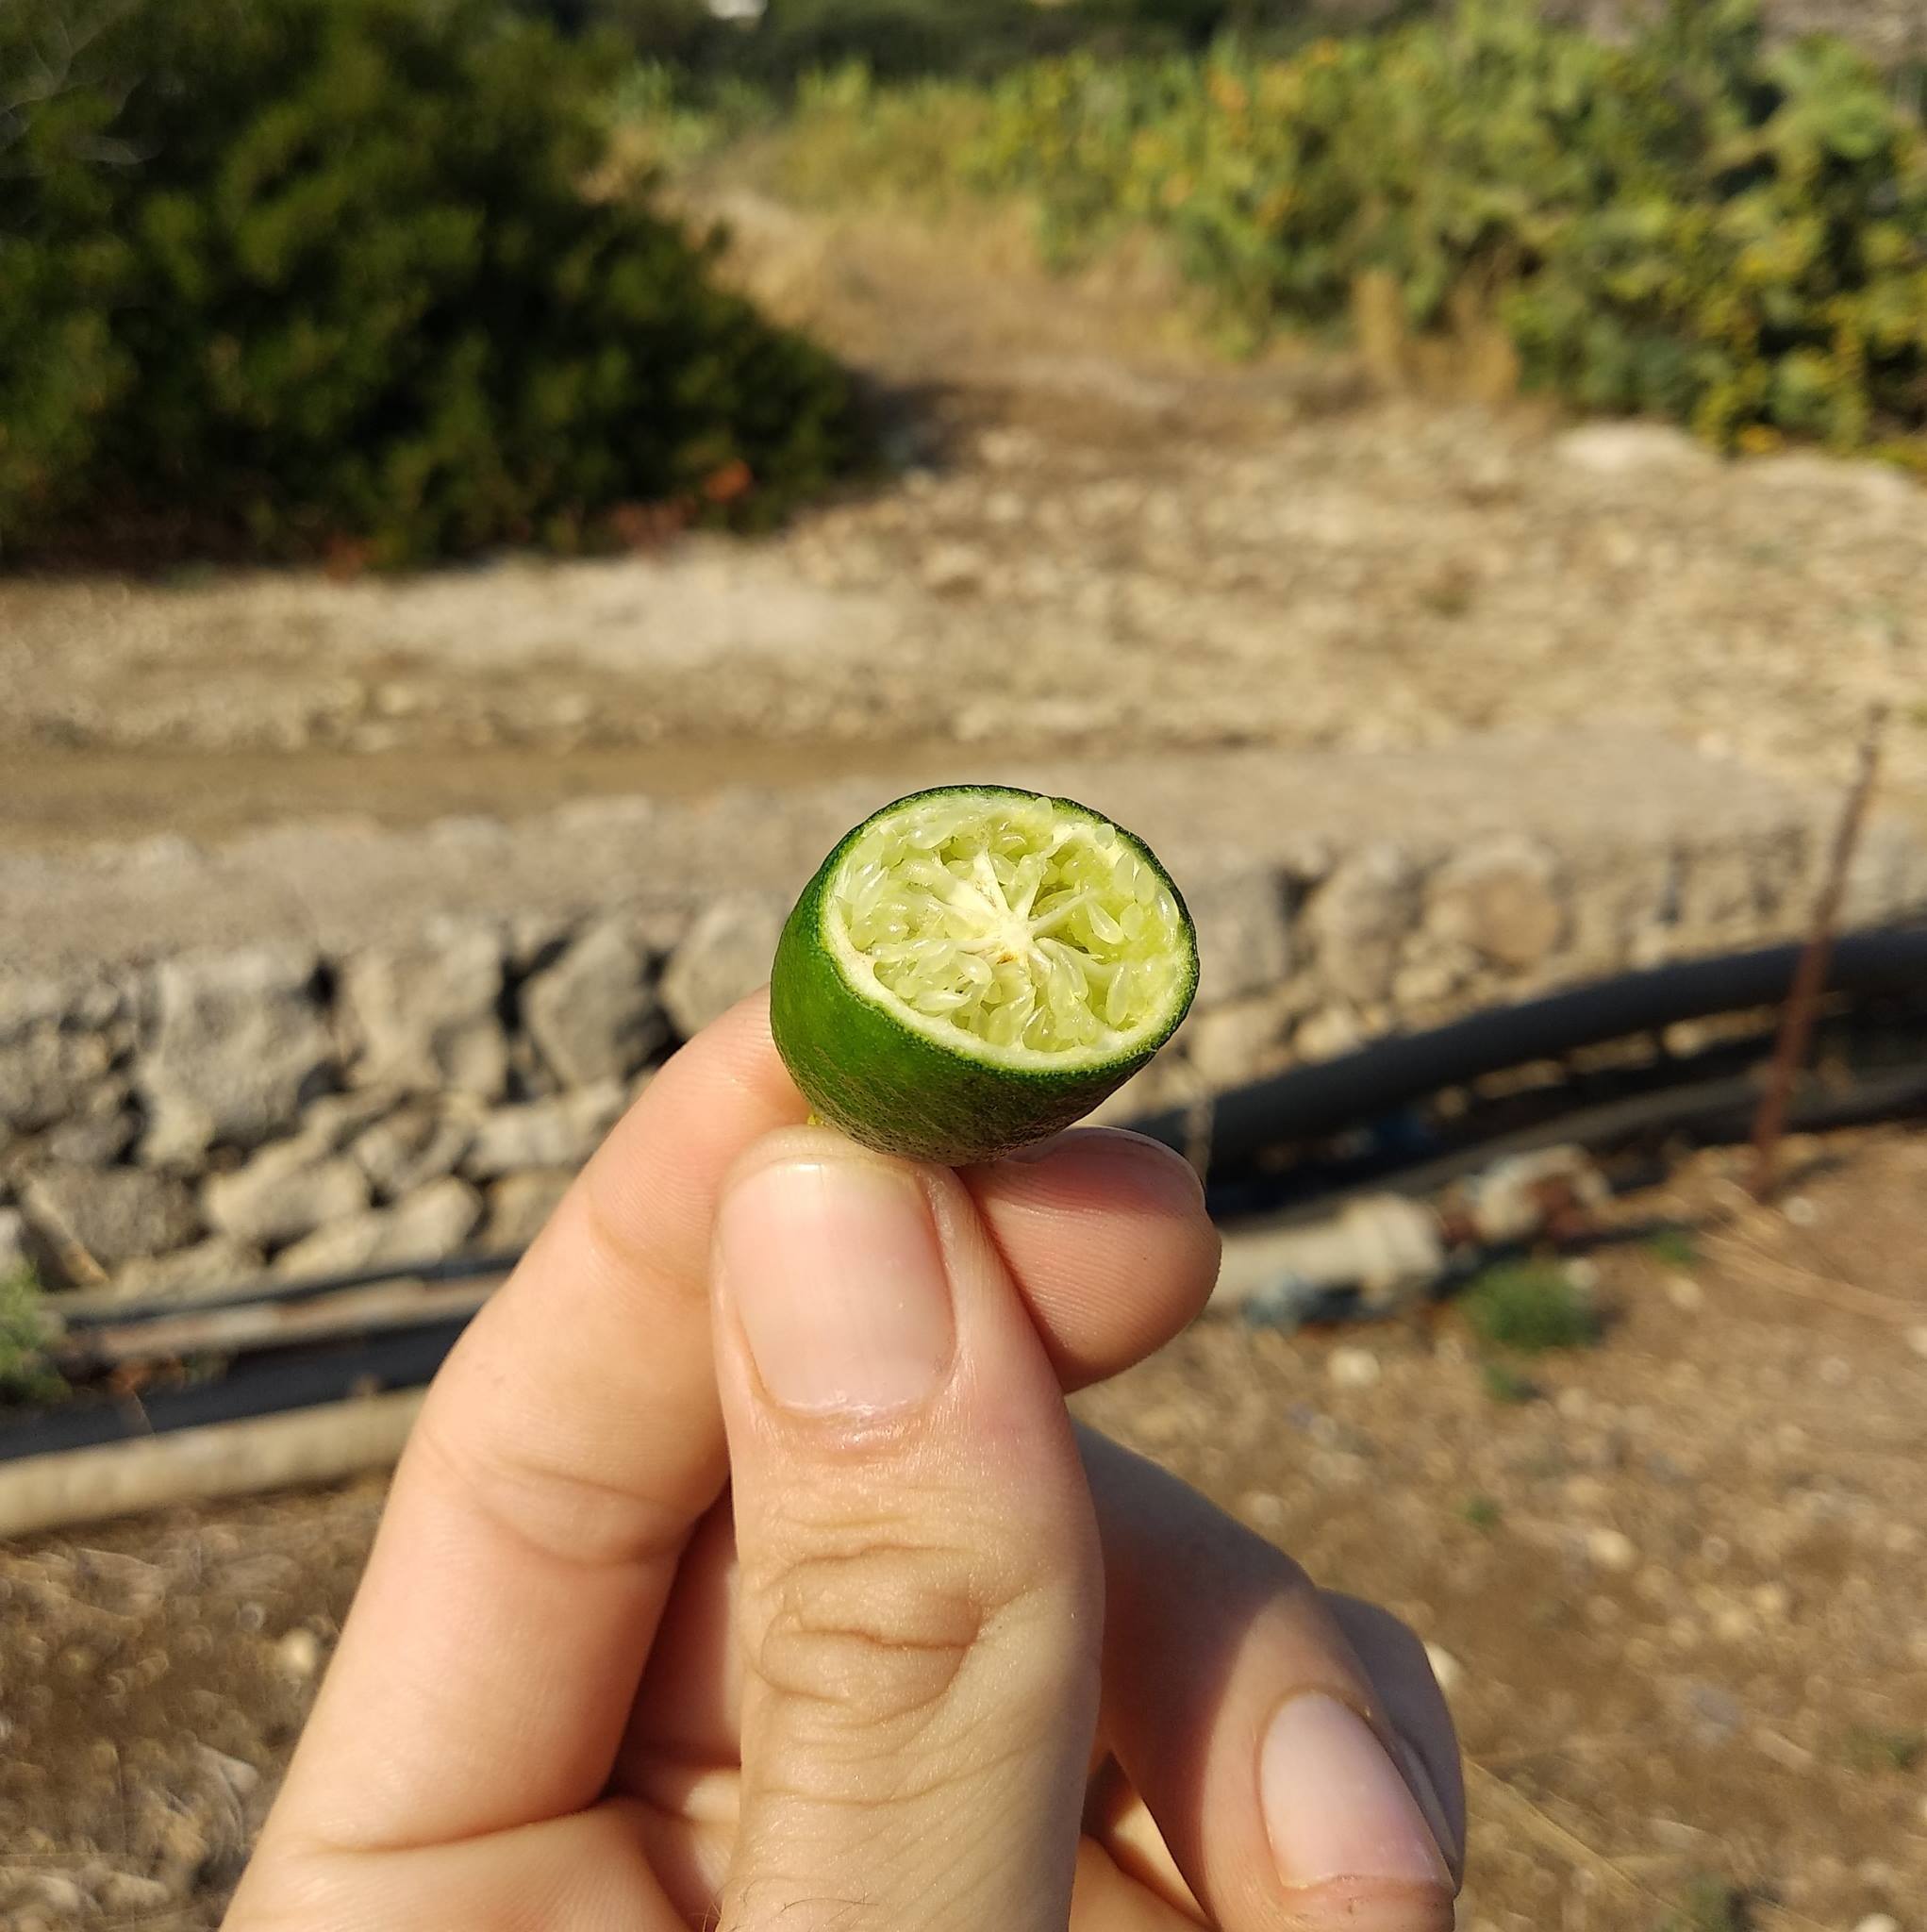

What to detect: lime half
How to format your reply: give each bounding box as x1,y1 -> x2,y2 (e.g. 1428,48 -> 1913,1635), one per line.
771,785 -> 1198,1164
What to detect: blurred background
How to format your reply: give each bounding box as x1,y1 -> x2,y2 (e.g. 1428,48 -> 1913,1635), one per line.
3,2 -> 1926,1926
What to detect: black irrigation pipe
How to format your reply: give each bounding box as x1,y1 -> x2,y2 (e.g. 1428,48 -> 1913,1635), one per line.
1127,923 -> 1927,1175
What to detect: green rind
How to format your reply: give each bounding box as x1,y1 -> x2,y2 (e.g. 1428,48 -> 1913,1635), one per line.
770,785 -> 1199,1165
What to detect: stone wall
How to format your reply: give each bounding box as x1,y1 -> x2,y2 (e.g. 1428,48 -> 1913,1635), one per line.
5,736 -> 1925,1298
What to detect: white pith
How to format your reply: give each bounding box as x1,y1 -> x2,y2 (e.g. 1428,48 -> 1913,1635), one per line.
824,791 -> 1191,1070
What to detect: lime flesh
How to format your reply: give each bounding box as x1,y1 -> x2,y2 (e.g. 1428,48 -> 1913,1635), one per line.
771,786 -> 1198,1164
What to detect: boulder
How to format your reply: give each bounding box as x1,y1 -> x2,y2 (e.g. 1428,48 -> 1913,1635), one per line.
203,1142 -> 371,1248
341,920 -> 507,1099
461,1084 -> 626,1181
659,893 -> 788,1039
352,1105 -> 474,1200
22,1164 -> 200,1270
522,920 -> 667,1088
137,945 -> 334,1164
274,1177 -> 483,1278
1424,835 -> 1568,972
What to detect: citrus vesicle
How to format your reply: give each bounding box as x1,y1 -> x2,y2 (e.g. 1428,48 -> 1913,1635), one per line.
770,786 -> 1198,1164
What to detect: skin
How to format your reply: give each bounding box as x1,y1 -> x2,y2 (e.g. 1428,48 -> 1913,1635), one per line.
224,993 -> 1463,1932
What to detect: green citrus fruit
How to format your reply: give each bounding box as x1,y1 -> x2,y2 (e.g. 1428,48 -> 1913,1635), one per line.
770,785 -> 1199,1164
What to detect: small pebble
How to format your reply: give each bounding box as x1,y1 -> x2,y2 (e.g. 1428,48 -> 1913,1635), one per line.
1586,1526 -> 1637,1573
1852,1916 -> 1900,1932
1327,1346 -> 1382,1391
275,1627 -> 323,1680
1819,1355 -> 1852,1388
1782,1193 -> 1819,1225
1665,1271 -> 1703,1312
1565,1257 -> 1601,1291
1422,1642 -> 1464,1696
1907,1326 -> 1927,1361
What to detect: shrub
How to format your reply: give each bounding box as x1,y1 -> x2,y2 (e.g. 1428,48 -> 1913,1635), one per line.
1463,1261 -> 1602,1353
0,1267 -> 65,1407
955,0 -> 1927,456
0,0 -> 865,563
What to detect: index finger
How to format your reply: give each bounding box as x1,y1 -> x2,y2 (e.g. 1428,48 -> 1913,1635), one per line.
265,995 -> 806,1855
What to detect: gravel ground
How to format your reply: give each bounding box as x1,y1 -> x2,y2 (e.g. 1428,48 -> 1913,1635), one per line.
4,1127 -> 1926,1930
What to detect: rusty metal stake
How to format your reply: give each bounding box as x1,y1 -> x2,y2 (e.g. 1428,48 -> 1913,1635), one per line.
1749,707 -> 1888,1201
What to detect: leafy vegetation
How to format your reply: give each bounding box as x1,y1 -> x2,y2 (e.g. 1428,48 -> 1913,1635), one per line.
1657,1874 -> 1751,1932
1464,1262 -> 1603,1354
1479,1360 -> 1539,1406
0,0 -> 865,564
0,1268 -> 66,1407
744,0 -> 1927,460
1844,1724 -> 1927,1773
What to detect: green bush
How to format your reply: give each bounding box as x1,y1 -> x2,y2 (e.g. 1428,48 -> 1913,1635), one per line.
0,0 -> 865,563
0,1267 -> 65,1407
1462,1261 -> 1602,1353
954,0 -> 1927,456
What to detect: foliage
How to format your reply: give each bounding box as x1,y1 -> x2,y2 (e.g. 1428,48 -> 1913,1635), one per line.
1479,1359 -> 1539,1405
0,1268 -> 66,1407
0,0 -> 864,563
886,0 -> 1927,456
1458,1492 -> 1503,1530
1657,1875 -> 1750,1932
1463,1262 -> 1602,1354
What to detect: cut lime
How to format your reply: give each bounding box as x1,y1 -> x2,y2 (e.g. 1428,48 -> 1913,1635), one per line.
771,785 -> 1198,1164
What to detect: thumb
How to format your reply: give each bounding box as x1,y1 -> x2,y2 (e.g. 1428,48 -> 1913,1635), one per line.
709,1125 -> 1103,1932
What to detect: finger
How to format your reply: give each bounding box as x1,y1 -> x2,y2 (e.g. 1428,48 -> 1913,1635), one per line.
966,1127 -> 1221,1390
1321,1592 -> 1467,1880
713,1127 -> 1102,1932
1086,1431 -> 1458,1932
260,996 -> 806,1856
1071,1837 -> 1211,1932
227,1802 -> 675,1932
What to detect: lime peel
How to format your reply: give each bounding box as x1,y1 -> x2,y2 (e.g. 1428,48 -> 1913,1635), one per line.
772,786 -> 1198,1164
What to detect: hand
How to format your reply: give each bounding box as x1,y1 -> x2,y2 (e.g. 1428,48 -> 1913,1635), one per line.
225,996 -> 1463,1932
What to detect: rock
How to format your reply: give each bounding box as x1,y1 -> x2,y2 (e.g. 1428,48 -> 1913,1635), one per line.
1303,846 -> 1419,1004
22,1164 -> 199,1270
659,892 -> 788,1038
481,1169 -> 574,1252
0,974 -> 124,1134
1783,1193 -> 1819,1227
522,920 -> 668,1088
97,1873 -> 174,1913
1181,868 -> 1294,1006
274,1627 -> 323,1680
1327,1346 -> 1382,1391
1852,1917 -> 1900,1932
461,1083 -> 626,1181
1555,422 -> 1712,476
352,1105 -> 474,1199
110,1236 -> 263,1300
203,1142 -> 370,1248
44,1087 -> 138,1167
274,1177 -> 483,1278
138,945 -> 334,1163
1422,1642 -> 1464,1696
1425,835 -> 1567,972
1665,1272 -> 1703,1312
341,920 -> 507,1099
298,1088 -> 405,1152
1585,1526 -> 1638,1574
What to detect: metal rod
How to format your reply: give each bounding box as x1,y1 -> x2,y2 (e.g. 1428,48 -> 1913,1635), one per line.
1750,709 -> 1888,1200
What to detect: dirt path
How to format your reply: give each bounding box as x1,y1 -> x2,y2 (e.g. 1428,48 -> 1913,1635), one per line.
5,195 -> 1924,857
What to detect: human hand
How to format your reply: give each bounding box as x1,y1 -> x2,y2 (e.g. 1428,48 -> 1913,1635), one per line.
225,996 -> 1462,1932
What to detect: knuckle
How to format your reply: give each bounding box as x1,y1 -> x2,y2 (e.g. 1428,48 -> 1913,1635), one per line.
754,1528 -> 988,1729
